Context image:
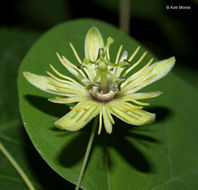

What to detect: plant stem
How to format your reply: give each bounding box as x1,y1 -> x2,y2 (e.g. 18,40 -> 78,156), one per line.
0,142 -> 35,190
75,117 -> 98,190
119,0 -> 130,34
104,134 -> 111,190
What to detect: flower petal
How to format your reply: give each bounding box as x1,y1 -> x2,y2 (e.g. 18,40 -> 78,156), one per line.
55,103 -> 100,131
48,96 -> 81,104
23,72 -> 74,96
109,102 -> 156,126
102,106 -> 113,134
122,91 -> 162,100
122,57 -> 175,94
85,26 -> 104,62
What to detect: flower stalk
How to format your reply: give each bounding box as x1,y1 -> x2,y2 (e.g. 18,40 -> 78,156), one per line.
75,116 -> 98,190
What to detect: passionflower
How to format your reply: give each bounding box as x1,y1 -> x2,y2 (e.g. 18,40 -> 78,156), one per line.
23,26 -> 175,134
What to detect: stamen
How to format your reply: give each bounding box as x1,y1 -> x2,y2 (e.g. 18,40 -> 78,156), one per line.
125,111 -> 140,119
128,46 -> 141,62
123,51 -> 147,77
48,78 -> 70,88
46,71 -> 67,83
69,42 -> 82,64
56,52 -> 80,77
121,58 -> 154,89
133,62 -> 156,84
47,72 -> 84,94
106,107 -> 115,124
115,45 -> 123,64
70,102 -> 83,110
55,97 -> 80,103
116,105 -> 141,112
121,101 -> 143,110
128,99 -> 149,106
62,55 -> 88,79
132,58 -> 154,78
54,87 -> 77,94
56,52 -> 74,69
62,56 -> 78,70
76,105 -> 91,112
98,110 -> 103,135
83,67 -> 94,81
113,47 -> 126,75
71,101 -> 96,113
49,64 -> 84,87
127,75 -> 157,91
129,92 -> 162,99
112,101 -> 142,112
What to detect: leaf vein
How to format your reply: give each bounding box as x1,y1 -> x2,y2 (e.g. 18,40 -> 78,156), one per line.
150,169 -> 198,190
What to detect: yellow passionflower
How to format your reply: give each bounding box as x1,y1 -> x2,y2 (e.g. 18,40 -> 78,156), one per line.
23,26 -> 175,134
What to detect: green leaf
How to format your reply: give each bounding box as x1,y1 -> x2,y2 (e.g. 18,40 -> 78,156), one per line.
0,124 -> 75,190
18,19 -> 198,190
0,28 -> 40,129
0,28 -> 74,189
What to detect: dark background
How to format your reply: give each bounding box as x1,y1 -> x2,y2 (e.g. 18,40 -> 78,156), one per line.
1,0 -> 197,86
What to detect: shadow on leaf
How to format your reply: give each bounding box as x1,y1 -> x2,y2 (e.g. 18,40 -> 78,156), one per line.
24,94 -> 171,174
17,123 -> 75,189
56,106 -> 171,174
146,106 -> 172,122
25,95 -> 69,118
58,123 -> 93,167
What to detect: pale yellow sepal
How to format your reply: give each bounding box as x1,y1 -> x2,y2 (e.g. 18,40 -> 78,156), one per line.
55,105 -> 100,131
128,91 -> 162,100
126,57 -> 175,94
48,97 -> 80,104
84,26 -> 104,62
23,72 -> 69,96
102,106 -> 112,134
109,105 -> 156,126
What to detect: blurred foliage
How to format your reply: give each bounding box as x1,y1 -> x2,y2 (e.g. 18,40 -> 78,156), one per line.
91,0 -> 198,87
0,28 -> 74,189
17,0 -> 71,29
0,29 -> 40,127
4,0 -> 195,87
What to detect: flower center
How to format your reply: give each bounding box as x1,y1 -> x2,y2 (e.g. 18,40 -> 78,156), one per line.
89,85 -> 116,103
85,48 -> 126,103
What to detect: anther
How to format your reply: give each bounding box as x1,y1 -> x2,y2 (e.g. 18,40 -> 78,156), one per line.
119,77 -> 126,79
118,80 -> 125,91
97,48 -> 104,60
124,59 -> 130,64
